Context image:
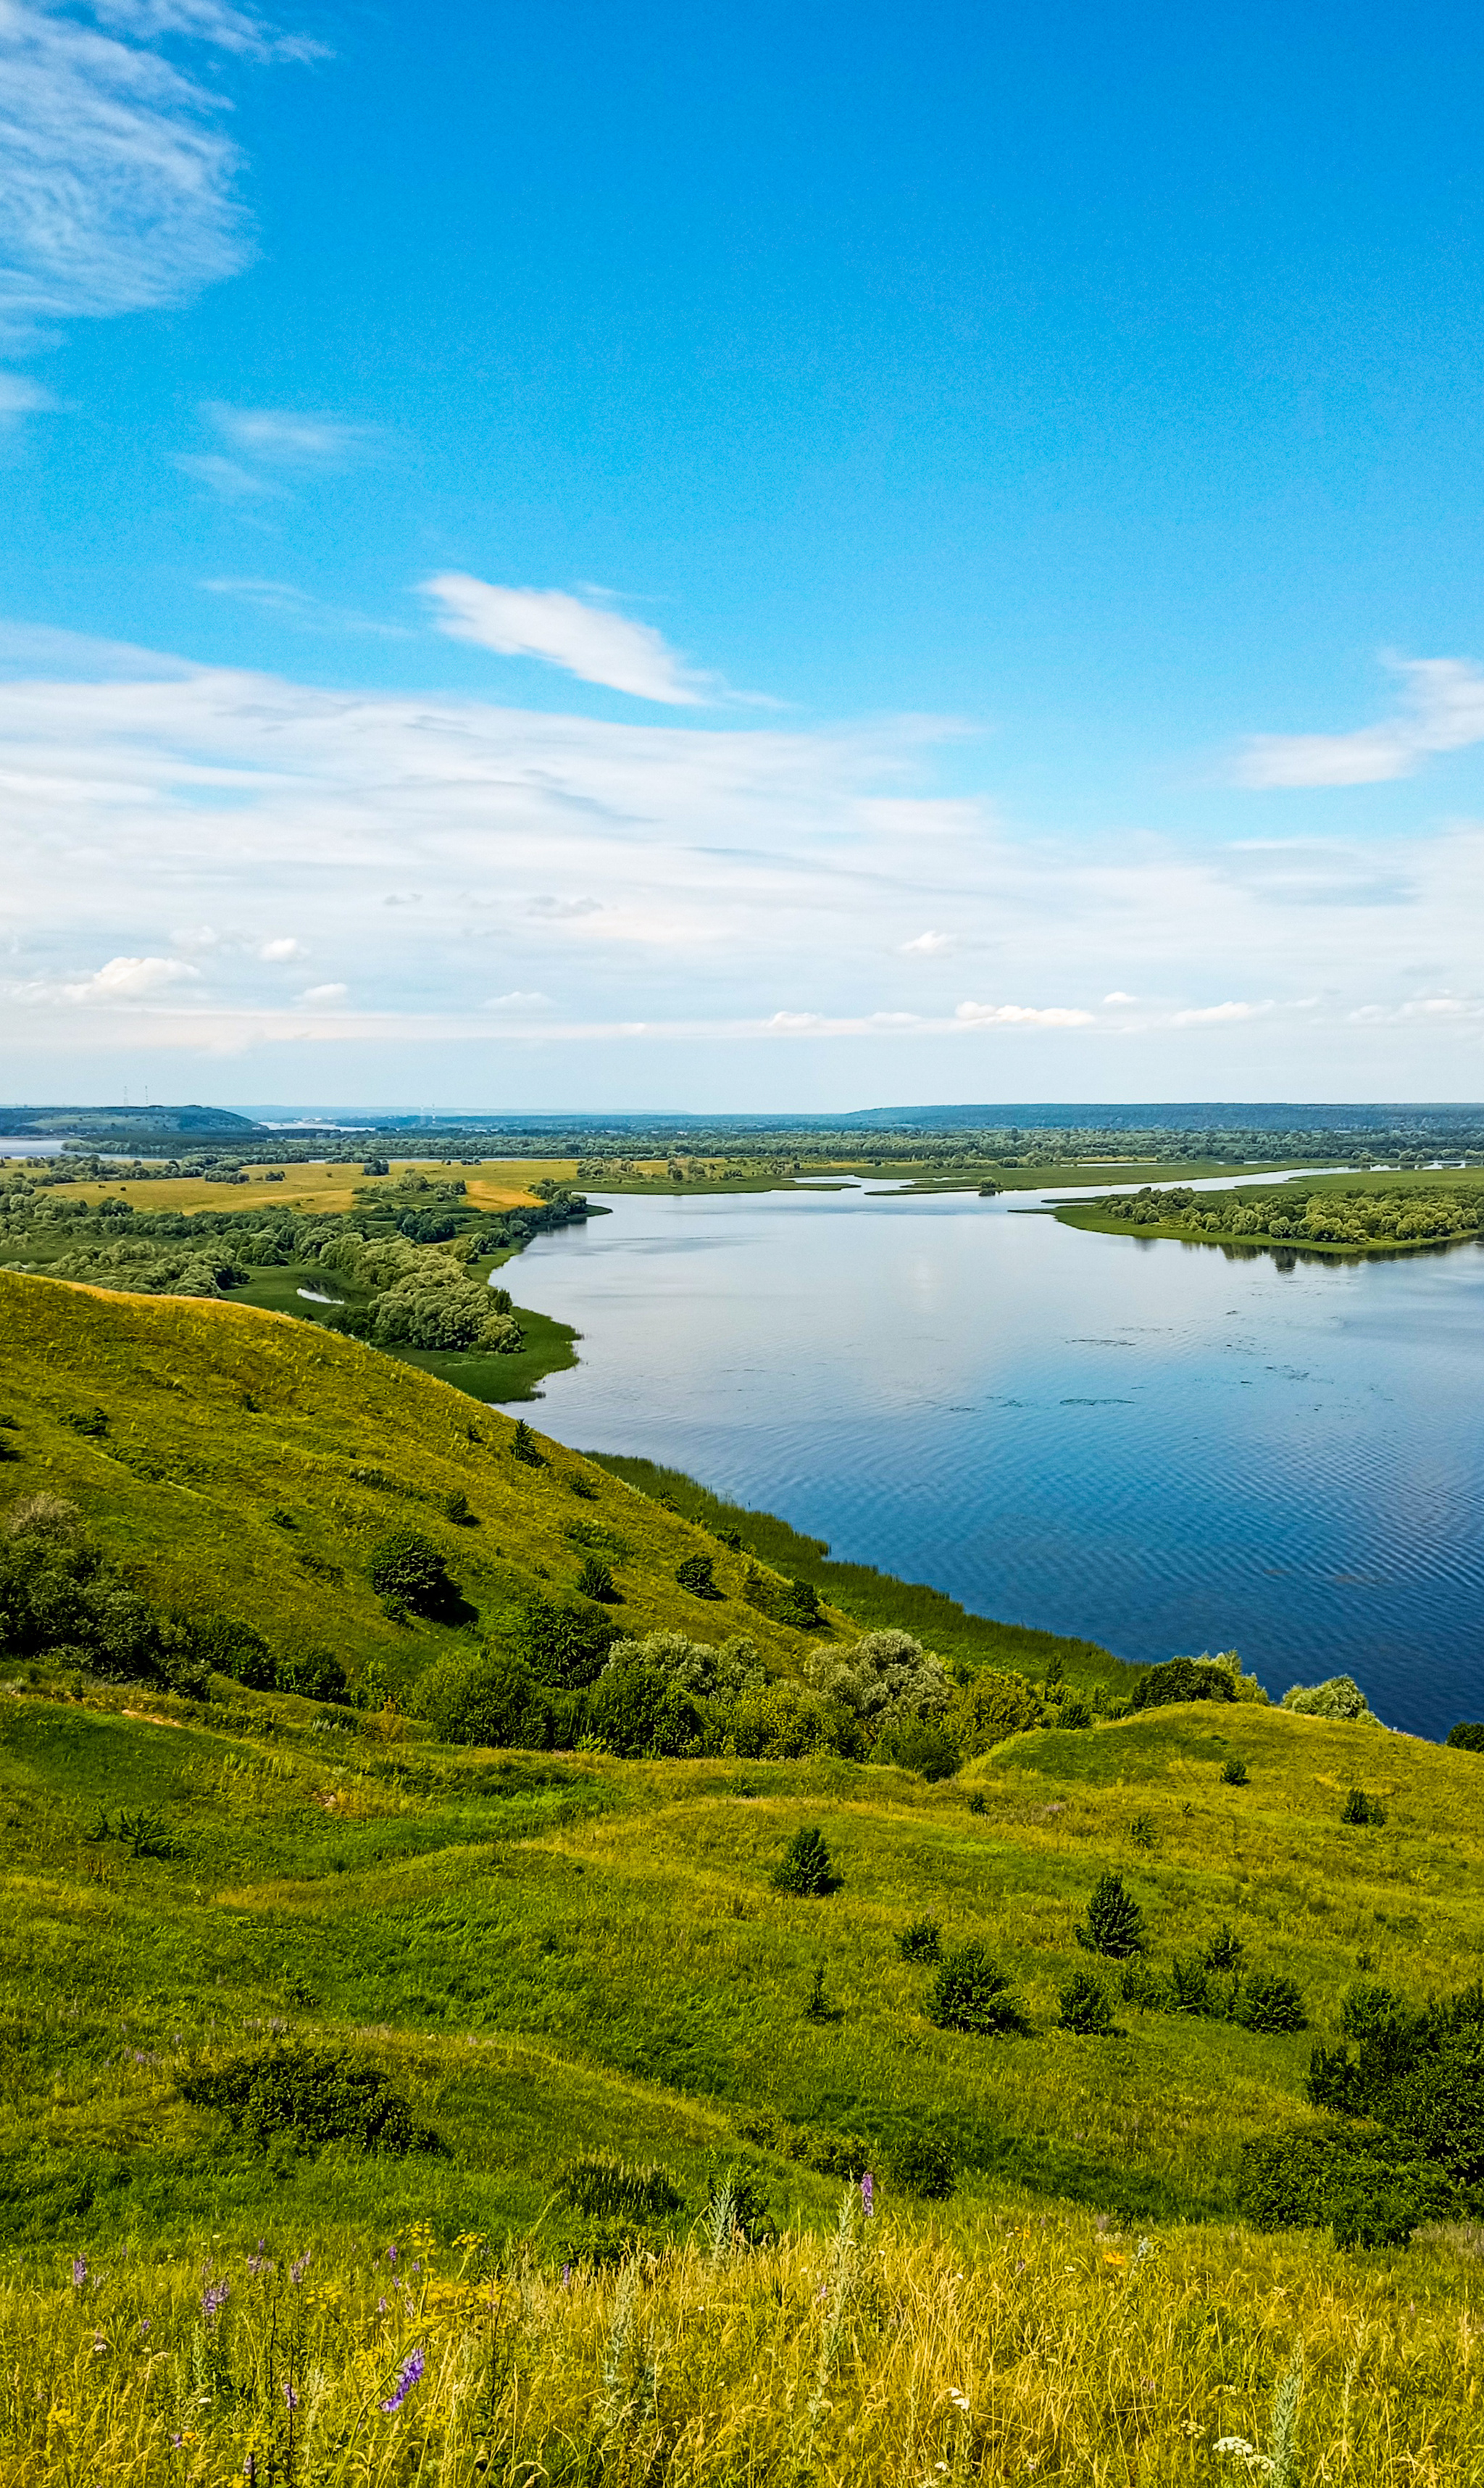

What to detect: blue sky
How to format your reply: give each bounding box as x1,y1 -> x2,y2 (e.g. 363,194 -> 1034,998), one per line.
2,0 -> 1483,1110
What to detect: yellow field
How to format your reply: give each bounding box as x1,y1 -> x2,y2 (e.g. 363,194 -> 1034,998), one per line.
32,1157 -> 578,1217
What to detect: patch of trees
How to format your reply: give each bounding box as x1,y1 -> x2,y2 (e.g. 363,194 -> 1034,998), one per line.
1099,1181 -> 1484,1249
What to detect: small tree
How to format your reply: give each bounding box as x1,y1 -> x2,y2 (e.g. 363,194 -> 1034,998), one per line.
367,1529 -> 451,1616
1057,1969 -> 1114,2035
576,1556 -> 617,1603
1203,1925 -> 1246,1973
442,1489 -> 473,1526
896,1915 -> 943,1963
771,1826 -> 837,1896
675,1553 -> 720,1599
1075,1871 -> 1146,1958
1235,1972 -> 1306,2034
1342,1786 -> 1386,1826
1222,1756 -> 1249,1786
510,1419 -> 544,1468
925,1944 -> 1025,2034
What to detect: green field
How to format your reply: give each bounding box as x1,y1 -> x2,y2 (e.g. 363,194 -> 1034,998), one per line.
4,1270 -> 1484,2482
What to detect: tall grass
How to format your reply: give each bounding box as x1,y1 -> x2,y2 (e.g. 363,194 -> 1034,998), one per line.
4,2208 -> 1479,2484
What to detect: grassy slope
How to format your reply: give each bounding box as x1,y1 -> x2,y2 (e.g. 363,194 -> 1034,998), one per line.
586,1451 -> 1132,1690
0,1270 -> 856,1690
1055,1165 -> 1484,1255
0,1682 -> 1471,2264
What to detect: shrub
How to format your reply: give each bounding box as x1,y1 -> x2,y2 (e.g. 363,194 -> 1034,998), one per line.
884,2131 -> 956,2198
575,1556 -> 618,1602
442,1489 -> 473,1526
1076,1871 -> 1146,1957
675,1553 -> 720,1599
182,2044 -> 439,2155
558,2154 -> 683,2219
1236,2124 -> 1448,2247
367,1529 -> 452,1616
1203,1926 -> 1246,1973
925,1943 -> 1025,2035
1339,1980 -> 1409,2041
946,1669 -> 1043,1753
1447,1721 -> 1484,1752
809,1630 -> 952,1726
1058,1696 -> 1093,1730
778,1577 -> 822,1629
512,1592 -> 620,1689
1222,1756 -> 1250,1786
875,1716 -> 962,1779
1342,1787 -> 1387,1826
1235,1972 -> 1307,2033
277,1645 -> 348,1704
966,1789 -> 987,1815
727,1681 -> 862,1760
510,1419 -> 544,1468
1120,1960 -> 1170,2010
1283,1673 -> 1376,1722
193,1613 -> 275,1690
771,1826 -> 838,1896
1129,1813 -> 1156,1849
590,1660 -> 704,1758
804,1965 -> 831,2021
896,1915 -> 943,1963
1167,1955 -> 1222,2017
1058,1969 -> 1114,2034
415,1652 -> 554,1749
568,1472 -> 599,1501
1128,1654 -> 1236,1710
735,2110 -> 870,2176
1306,1981 -> 1484,2189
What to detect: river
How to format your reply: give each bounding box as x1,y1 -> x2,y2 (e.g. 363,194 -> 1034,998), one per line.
516,1181 -> 1484,1736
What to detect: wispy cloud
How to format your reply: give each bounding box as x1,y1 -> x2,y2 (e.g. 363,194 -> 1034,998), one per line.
954,999 -> 1095,1028
201,577 -> 409,635
174,453 -> 285,501
423,573 -> 712,705
0,0 -> 317,350
0,370 -> 54,423
204,404 -> 379,466
900,929 -> 954,954
1235,657 -> 1484,789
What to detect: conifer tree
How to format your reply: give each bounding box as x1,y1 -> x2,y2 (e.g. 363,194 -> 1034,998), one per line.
1075,1870 -> 1146,1957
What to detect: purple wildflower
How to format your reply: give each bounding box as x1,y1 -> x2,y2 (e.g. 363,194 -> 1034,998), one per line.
380,2346 -> 424,2414
561,2263 -> 572,2289
138,2319 -> 151,2335
246,2239 -> 272,2279
289,2251 -> 311,2286
283,2383 -> 299,2410
376,2295 -> 388,2314
860,2171 -> 875,2218
71,2255 -> 87,2288
202,2277 -> 230,2322
385,2245 -> 397,2266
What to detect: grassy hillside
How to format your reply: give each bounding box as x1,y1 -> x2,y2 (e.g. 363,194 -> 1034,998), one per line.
588,1450 -> 1132,1689
0,1270 -> 861,1693
1,1684 -> 1480,2477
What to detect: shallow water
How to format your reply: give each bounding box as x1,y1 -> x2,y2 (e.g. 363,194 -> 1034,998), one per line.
518,1184 -> 1484,1736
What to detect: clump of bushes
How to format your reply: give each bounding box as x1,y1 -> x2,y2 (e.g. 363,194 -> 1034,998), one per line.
1076,1872 -> 1146,1958
737,2110 -> 870,2177
883,2130 -> 956,2198
1234,1972 -> 1307,2033
182,2044 -> 440,2156
575,1556 -> 618,1602
896,1915 -> 943,1963
1282,1674 -> 1377,1722
367,1529 -> 454,1618
675,1553 -> 720,1599
771,1826 -> 838,1896
925,1943 -> 1025,2035
0,1497 -> 209,1697
1447,1722 -> 1484,1752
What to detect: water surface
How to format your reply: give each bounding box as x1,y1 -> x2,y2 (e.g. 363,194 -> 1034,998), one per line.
520,1185 -> 1484,1736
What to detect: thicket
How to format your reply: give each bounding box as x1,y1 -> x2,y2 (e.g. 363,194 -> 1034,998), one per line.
1096,1180 -> 1484,1249
181,2044 -> 440,2157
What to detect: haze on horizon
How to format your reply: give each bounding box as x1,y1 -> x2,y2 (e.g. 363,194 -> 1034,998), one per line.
3,0 -> 1483,1114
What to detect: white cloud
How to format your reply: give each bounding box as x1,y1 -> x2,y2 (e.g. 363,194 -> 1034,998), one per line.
901,929 -> 953,954
259,935 -> 302,960
954,1000 -> 1096,1028
424,573 -> 710,706
173,453 -> 284,501
204,404 -> 378,467
297,981 -> 346,1003
0,0 -> 314,351
3,626 -> 1483,1092
54,953 -> 201,1002
0,369 -> 53,422
1235,657 -> 1484,789
1103,989 -> 1137,1003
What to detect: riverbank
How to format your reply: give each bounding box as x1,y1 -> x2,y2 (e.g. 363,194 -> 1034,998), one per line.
1054,1165 -> 1484,1260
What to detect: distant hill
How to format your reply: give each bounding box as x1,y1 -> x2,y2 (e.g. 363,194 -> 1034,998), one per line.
1,1104 -> 262,1138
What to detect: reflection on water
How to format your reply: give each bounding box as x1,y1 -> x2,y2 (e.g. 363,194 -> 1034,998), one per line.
520,1185 -> 1484,1736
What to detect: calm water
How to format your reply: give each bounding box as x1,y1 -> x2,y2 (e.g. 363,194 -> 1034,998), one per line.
518,1184 -> 1484,1737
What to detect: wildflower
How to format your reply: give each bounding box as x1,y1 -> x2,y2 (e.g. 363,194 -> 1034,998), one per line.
380,2346 -> 424,2414
860,2171 -> 875,2217
946,2388 -> 971,2412
377,2295 -> 388,2314
138,2319 -> 151,2335
290,2251 -> 311,2285
202,2277 -> 230,2321
71,2257 -> 87,2289
561,2265 -> 571,2289
386,2245 -> 397,2265
1104,2250 -> 1127,2267
283,2384 -> 299,2410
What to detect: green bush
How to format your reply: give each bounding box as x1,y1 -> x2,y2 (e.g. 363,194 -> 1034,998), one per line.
512,1592 -> 620,1689
1057,1969 -> 1114,2035
1283,1674 -> 1376,1722
1120,1959 -> 1170,2010
675,1553 -> 720,1599
1235,1972 -> 1307,2033
575,1556 -> 617,1602
1203,1926 -> 1246,1973
1339,1980 -> 1408,2040
1307,1980 -> 1484,2189
193,1613 -> 276,1690
704,2165 -> 775,2246
1447,1722 -> 1484,1752
557,2154 -> 683,2219
277,1644 -> 348,1704
946,1670 -> 1043,1754
182,2044 -> 440,2156
884,2131 -> 956,2198
896,1915 -> 943,1963
1167,1955 -> 1223,2018
735,2110 -> 870,2178
1235,2123 -> 1448,2247
1341,1787 -> 1387,1826
442,1489 -> 472,1526
589,1660 -> 704,1758
367,1529 -> 453,1616
1222,1756 -> 1249,1786
415,1652 -> 554,1749
875,1716 -> 962,1779
778,1577 -> 822,1629
1128,1655 -> 1235,1710
771,1826 -> 838,1896
1057,1696 -> 1093,1731
925,1943 -> 1025,2035
510,1419 -> 545,1468
1075,1871 -> 1146,1958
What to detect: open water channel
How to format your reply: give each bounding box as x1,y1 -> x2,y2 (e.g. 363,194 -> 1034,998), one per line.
518,1181 -> 1484,1736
